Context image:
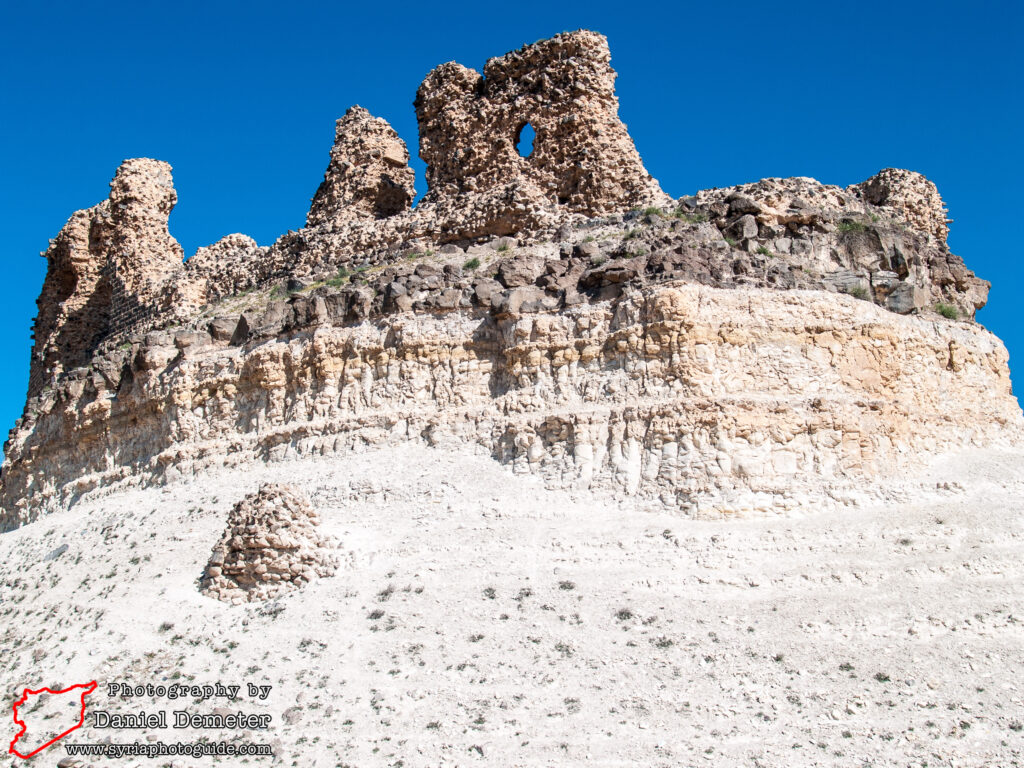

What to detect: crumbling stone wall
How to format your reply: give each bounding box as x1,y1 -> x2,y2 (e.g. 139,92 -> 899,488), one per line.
176,234 -> 268,307
307,106 -> 416,227
28,204 -> 113,399
415,30 -> 669,217
27,159 -> 184,400
849,168 -> 950,244
102,159 -> 184,326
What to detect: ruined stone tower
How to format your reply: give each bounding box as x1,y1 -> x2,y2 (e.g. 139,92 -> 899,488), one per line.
306,106 -> 417,227
414,30 -> 670,236
28,159 -> 183,398
102,159 -> 184,327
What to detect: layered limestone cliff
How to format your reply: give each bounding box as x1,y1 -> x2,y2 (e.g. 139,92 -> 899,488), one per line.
3,30 -> 1020,530
3,278 -> 1019,528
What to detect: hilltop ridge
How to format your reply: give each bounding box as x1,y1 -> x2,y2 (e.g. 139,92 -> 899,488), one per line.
2,30 -> 1019,529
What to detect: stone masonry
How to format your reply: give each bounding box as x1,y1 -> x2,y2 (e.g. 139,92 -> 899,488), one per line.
200,484 -> 338,604
849,167 -> 951,244
306,106 -> 417,227
28,159 -> 183,399
414,30 -> 671,233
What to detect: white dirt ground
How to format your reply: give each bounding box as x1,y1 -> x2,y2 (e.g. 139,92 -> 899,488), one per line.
2,443 -> 1023,767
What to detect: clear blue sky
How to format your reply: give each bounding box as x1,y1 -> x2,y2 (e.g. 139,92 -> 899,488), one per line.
1,0 -> 1021,443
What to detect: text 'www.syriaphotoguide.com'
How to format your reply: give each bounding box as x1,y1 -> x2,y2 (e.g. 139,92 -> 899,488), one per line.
64,741 -> 274,758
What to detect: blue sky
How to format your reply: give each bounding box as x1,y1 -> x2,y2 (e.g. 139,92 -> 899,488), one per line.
1,0 -> 1021,442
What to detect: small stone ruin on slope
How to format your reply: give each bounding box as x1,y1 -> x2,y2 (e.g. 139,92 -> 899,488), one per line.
200,484 -> 338,604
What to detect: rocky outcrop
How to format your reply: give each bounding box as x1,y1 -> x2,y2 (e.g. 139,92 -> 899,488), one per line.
2,281 -> 1020,530
307,106 -> 416,227
200,484 -> 337,604
695,172 -> 989,319
6,30 -> 1020,531
849,167 -> 950,244
22,32 -> 990,399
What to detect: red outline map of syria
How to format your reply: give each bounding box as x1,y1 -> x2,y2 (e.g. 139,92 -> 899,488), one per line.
8,681 -> 97,759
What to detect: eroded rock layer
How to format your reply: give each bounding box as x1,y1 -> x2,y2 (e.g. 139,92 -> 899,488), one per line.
2,283 -> 1019,529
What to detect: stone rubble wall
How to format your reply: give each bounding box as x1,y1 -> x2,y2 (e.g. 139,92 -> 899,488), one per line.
306,106 -> 417,227
414,30 -> 671,217
200,483 -> 338,604
27,203 -> 112,399
2,283 -> 1019,529
176,234 -> 270,307
849,168 -> 950,244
